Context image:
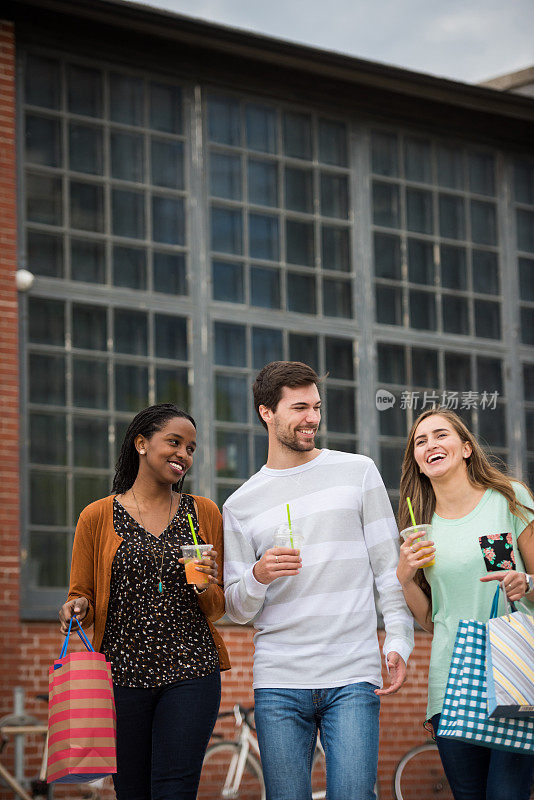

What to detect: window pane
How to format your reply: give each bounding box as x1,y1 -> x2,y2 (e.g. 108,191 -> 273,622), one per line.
380,444 -> 405,491
112,189 -> 145,239
374,233 -> 401,279
25,54 -> 60,109
208,94 -> 240,145
109,73 -> 143,125
215,375 -> 248,422
113,246 -> 146,290
320,173 -> 349,219
517,209 -> 534,253
408,239 -> 434,285
73,358 -> 108,409
115,364 -> 149,411
30,412 -> 66,465
519,257 -> 534,301
155,367 -> 189,407
441,245 -> 467,290
373,182 -> 400,228
442,295 -> 469,335
379,394 -> 405,436
74,476 -> 110,519
318,119 -> 347,167
30,471 -> 66,525
285,167 -> 313,213
28,231 -> 63,278
479,405 -> 506,448
111,132 -> 144,182
376,286 -> 402,325
527,411 -> 534,452
514,160 -> 534,204
377,343 -> 405,384
71,239 -> 106,284
150,82 -> 182,133
323,278 -> 352,318
68,65 -> 102,117
72,304 -> 107,350
477,357 -> 503,394
211,206 -> 242,254
155,314 -> 188,360
412,348 -> 438,388
286,219 -> 314,266
114,309 -> 148,355
469,152 -> 495,196
371,132 -> 398,177
326,337 -> 354,380
69,123 -> 103,175
28,297 -> 64,345
248,159 -> 277,207
439,195 -> 465,240
473,250 -> 499,295
254,435 -> 269,472
29,353 -> 65,405
322,226 -> 350,272
216,431 -> 248,478
287,273 -> 316,314
71,181 -> 104,232
520,308 -> 534,345
283,111 -> 312,159
152,196 -> 184,245
437,145 -> 464,189
326,387 -> 355,433
409,290 -> 436,330
252,328 -> 283,369
289,334 -> 319,372
154,251 -> 187,295
73,418 -> 109,468
250,213 -> 279,261
524,364 -> 534,401
29,531 -> 68,587
212,260 -> 244,303
404,137 -> 431,183
210,152 -> 242,200
27,173 -> 62,226
214,322 -> 246,367
26,115 -> 61,167
251,266 -> 281,308
475,300 -> 501,339
406,189 -> 433,234
445,353 -> 471,393
246,103 -> 276,153
471,200 -> 497,246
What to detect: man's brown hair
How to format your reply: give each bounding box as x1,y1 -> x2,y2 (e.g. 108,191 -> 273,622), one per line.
253,361 -> 320,429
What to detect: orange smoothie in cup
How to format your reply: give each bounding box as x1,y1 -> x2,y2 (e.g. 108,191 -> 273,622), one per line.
400,524 -> 435,567
181,544 -> 212,584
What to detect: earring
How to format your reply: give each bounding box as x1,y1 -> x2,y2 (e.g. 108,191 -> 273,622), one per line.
139,449 -> 146,455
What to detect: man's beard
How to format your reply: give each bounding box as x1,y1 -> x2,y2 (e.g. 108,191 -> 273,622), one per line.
273,419 -> 316,452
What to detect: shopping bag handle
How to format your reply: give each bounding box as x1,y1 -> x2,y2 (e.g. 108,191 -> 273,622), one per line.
59,615 -> 95,659
490,583 -> 518,619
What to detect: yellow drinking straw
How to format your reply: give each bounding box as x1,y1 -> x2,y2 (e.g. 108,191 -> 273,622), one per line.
406,497 -> 418,532
286,503 -> 294,548
187,513 -> 201,558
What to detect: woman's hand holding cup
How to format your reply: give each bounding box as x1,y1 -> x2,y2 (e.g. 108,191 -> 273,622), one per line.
397,529 -> 436,586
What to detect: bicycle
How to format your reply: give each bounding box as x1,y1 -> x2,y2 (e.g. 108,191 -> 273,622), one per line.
197,704 -> 327,800
393,740 -> 452,800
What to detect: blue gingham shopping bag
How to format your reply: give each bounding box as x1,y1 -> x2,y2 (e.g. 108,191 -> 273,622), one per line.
438,595 -> 534,752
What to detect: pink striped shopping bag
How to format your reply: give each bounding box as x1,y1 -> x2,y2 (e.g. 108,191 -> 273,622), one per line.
47,616 -> 117,784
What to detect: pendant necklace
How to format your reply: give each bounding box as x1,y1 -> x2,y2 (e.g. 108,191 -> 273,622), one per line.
131,489 -> 181,594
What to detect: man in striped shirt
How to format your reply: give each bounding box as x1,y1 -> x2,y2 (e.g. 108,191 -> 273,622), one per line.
223,361 -> 414,800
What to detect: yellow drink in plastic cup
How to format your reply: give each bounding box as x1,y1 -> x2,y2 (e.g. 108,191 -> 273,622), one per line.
400,524 -> 435,567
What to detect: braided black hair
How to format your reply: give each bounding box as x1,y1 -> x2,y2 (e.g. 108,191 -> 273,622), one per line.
112,404 -> 196,495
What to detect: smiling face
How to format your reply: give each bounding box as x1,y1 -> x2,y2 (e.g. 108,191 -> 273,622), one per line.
136,416 -> 196,486
261,383 -> 321,454
413,413 -> 472,482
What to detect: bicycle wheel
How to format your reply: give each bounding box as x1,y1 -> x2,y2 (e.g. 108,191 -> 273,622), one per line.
197,742 -> 265,800
393,742 -> 452,800
311,745 -> 326,800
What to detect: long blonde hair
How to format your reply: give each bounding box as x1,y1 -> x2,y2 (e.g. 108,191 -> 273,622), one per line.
398,408 -> 534,604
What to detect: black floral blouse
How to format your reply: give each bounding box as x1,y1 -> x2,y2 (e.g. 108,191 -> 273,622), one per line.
101,494 -> 219,687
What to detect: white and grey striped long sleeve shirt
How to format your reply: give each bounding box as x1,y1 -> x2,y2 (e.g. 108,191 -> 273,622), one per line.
223,449 -> 414,689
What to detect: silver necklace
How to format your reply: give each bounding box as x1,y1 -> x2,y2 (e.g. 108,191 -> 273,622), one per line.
131,490 -> 181,594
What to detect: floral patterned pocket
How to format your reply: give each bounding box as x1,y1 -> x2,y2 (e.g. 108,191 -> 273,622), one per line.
478,532 -> 516,571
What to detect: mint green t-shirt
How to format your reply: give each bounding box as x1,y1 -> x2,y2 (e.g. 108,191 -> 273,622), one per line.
426,482 -> 534,720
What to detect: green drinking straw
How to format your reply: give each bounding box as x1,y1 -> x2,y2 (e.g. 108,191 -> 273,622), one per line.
406,497 -> 418,532
286,503 -> 294,548
187,513 -> 201,558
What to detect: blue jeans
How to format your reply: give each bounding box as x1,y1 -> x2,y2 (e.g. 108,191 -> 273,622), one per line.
112,670 -> 221,800
431,713 -> 534,800
254,682 -> 380,800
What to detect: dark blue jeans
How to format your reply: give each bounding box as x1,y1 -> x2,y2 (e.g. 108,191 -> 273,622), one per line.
431,713 -> 534,800
112,670 -> 221,800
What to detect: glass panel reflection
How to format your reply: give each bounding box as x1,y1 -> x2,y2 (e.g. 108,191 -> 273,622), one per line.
29,531 -> 68,588
212,260 -> 244,303
517,209 -> 534,253
155,314 -> 188,360
471,201 -> 497,246
29,353 -> 65,405
371,132 -> 398,176
286,219 -> 314,266
441,245 -> 467,290
477,357 -> 503,394
406,189 -> 433,234
112,189 -> 145,239
521,308 -> 534,345
214,322 -> 246,367
26,115 -> 60,167
326,387 -> 355,433
27,231 -> 63,278
216,430 -> 248,478
155,367 -> 189,407
71,181 -> 104,232
30,471 -> 67,525
408,239 -> 434,285
113,246 -> 146,290
326,337 -> 353,380
377,343 -> 405,384
322,226 -> 350,272
519,257 -> 534,301
473,250 -> 499,295
323,278 -> 352,318
442,295 -> 469,335
283,111 -> 312,159
479,405 -> 506,448
318,119 -> 347,166
287,273 -> 316,314
252,327 -> 283,369
373,182 -> 400,228
248,159 -> 277,207
210,152 -> 242,200
73,358 -> 108,409
320,173 -> 349,219
412,348 -> 438,388
289,334 -> 319,372
211,206 -> 242,254
437,145 -> 464,189
74,476 -> 111,519
30,413 -> 66,465
439,195 -> 465,240
208,95 -> 241,145
68,65 -> 102,117
409,290 -> 436,330
249,213 -> 279,261
246,103 -> 277,153
254,435 -> 269,472
251,266 -> 281,308
27,173 -> 62,226
379,394 -> 405,436
445,352 -> 471,393
69,123 -> 103,175
474,300 -> 501,339
114,309 -> 148,355
285,167 -> 313,213
25,54 -> 60,109
514,160 -> 534,204
215,374 -> 248,422
150,82 -> 182,133
152,196 -> 184,245
28,297 -> 64,345
109,73 -> 143,126
115,363 -> 149,411
468,152 -> 495,196
72,304 -> 107,351
376,286 -> 401,325
111,132 -> 144,182
374,233 -> 401,280
154,251 -> 187,295
71,239 -> 106,284
73,418 -> 109,468
404,138 -> 431,183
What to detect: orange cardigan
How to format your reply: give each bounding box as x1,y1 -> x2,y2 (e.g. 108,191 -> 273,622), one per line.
67,494 -> 230,671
